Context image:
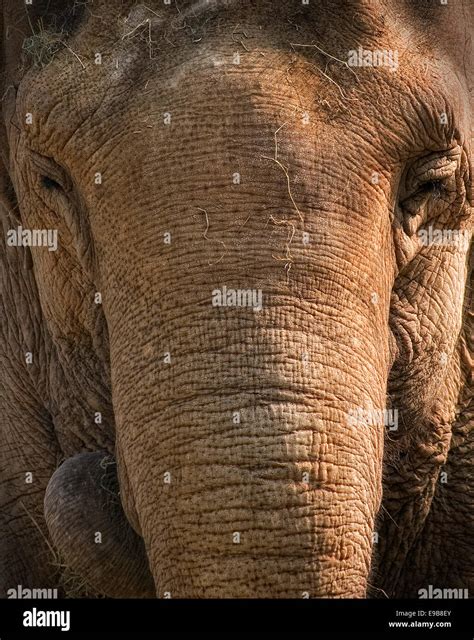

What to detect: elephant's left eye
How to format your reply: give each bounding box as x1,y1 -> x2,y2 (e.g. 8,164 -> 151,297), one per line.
398,147 -> 464,236
41,175 -> 63,191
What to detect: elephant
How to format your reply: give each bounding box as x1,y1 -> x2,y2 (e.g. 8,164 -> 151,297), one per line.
0,0 -> 472,599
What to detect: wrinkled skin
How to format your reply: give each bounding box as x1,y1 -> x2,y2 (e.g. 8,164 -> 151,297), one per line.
0,0 -> 472,598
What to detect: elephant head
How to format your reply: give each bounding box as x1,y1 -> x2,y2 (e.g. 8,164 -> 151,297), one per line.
0,0 -> 472,598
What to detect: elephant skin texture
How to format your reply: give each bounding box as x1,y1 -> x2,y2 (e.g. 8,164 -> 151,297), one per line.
0,0 -> 473,598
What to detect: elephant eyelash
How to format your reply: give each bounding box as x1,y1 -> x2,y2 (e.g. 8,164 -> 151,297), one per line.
406,179 -> 448,211
399,186 -> 440,220
418,179 -> 445,197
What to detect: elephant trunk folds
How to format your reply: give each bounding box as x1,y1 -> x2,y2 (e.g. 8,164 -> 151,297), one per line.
110,289 -> 388,597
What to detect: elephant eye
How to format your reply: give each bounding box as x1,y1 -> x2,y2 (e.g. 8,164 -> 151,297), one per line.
30,151 -> 71,195
41,175 -> 63,191
416,179 -> 445,198
398,147 -> 462,236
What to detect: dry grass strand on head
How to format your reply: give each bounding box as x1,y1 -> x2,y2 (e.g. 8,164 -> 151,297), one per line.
22,30 -> 63,67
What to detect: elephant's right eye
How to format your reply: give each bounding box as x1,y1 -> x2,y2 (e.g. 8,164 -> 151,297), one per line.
41,175 -> 63,191
29,152 -> 71,197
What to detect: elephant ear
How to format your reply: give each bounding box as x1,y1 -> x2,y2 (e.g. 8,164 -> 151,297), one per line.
0,2 -> 66,593
0,3 -> 114,594
0,132 -> 64,593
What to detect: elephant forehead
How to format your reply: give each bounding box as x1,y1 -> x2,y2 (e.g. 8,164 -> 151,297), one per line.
104,64 -> 348,203
16,0 -> 469,179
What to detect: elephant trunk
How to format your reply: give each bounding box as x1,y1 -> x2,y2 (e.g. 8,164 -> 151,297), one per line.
108,264 -> 389,597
